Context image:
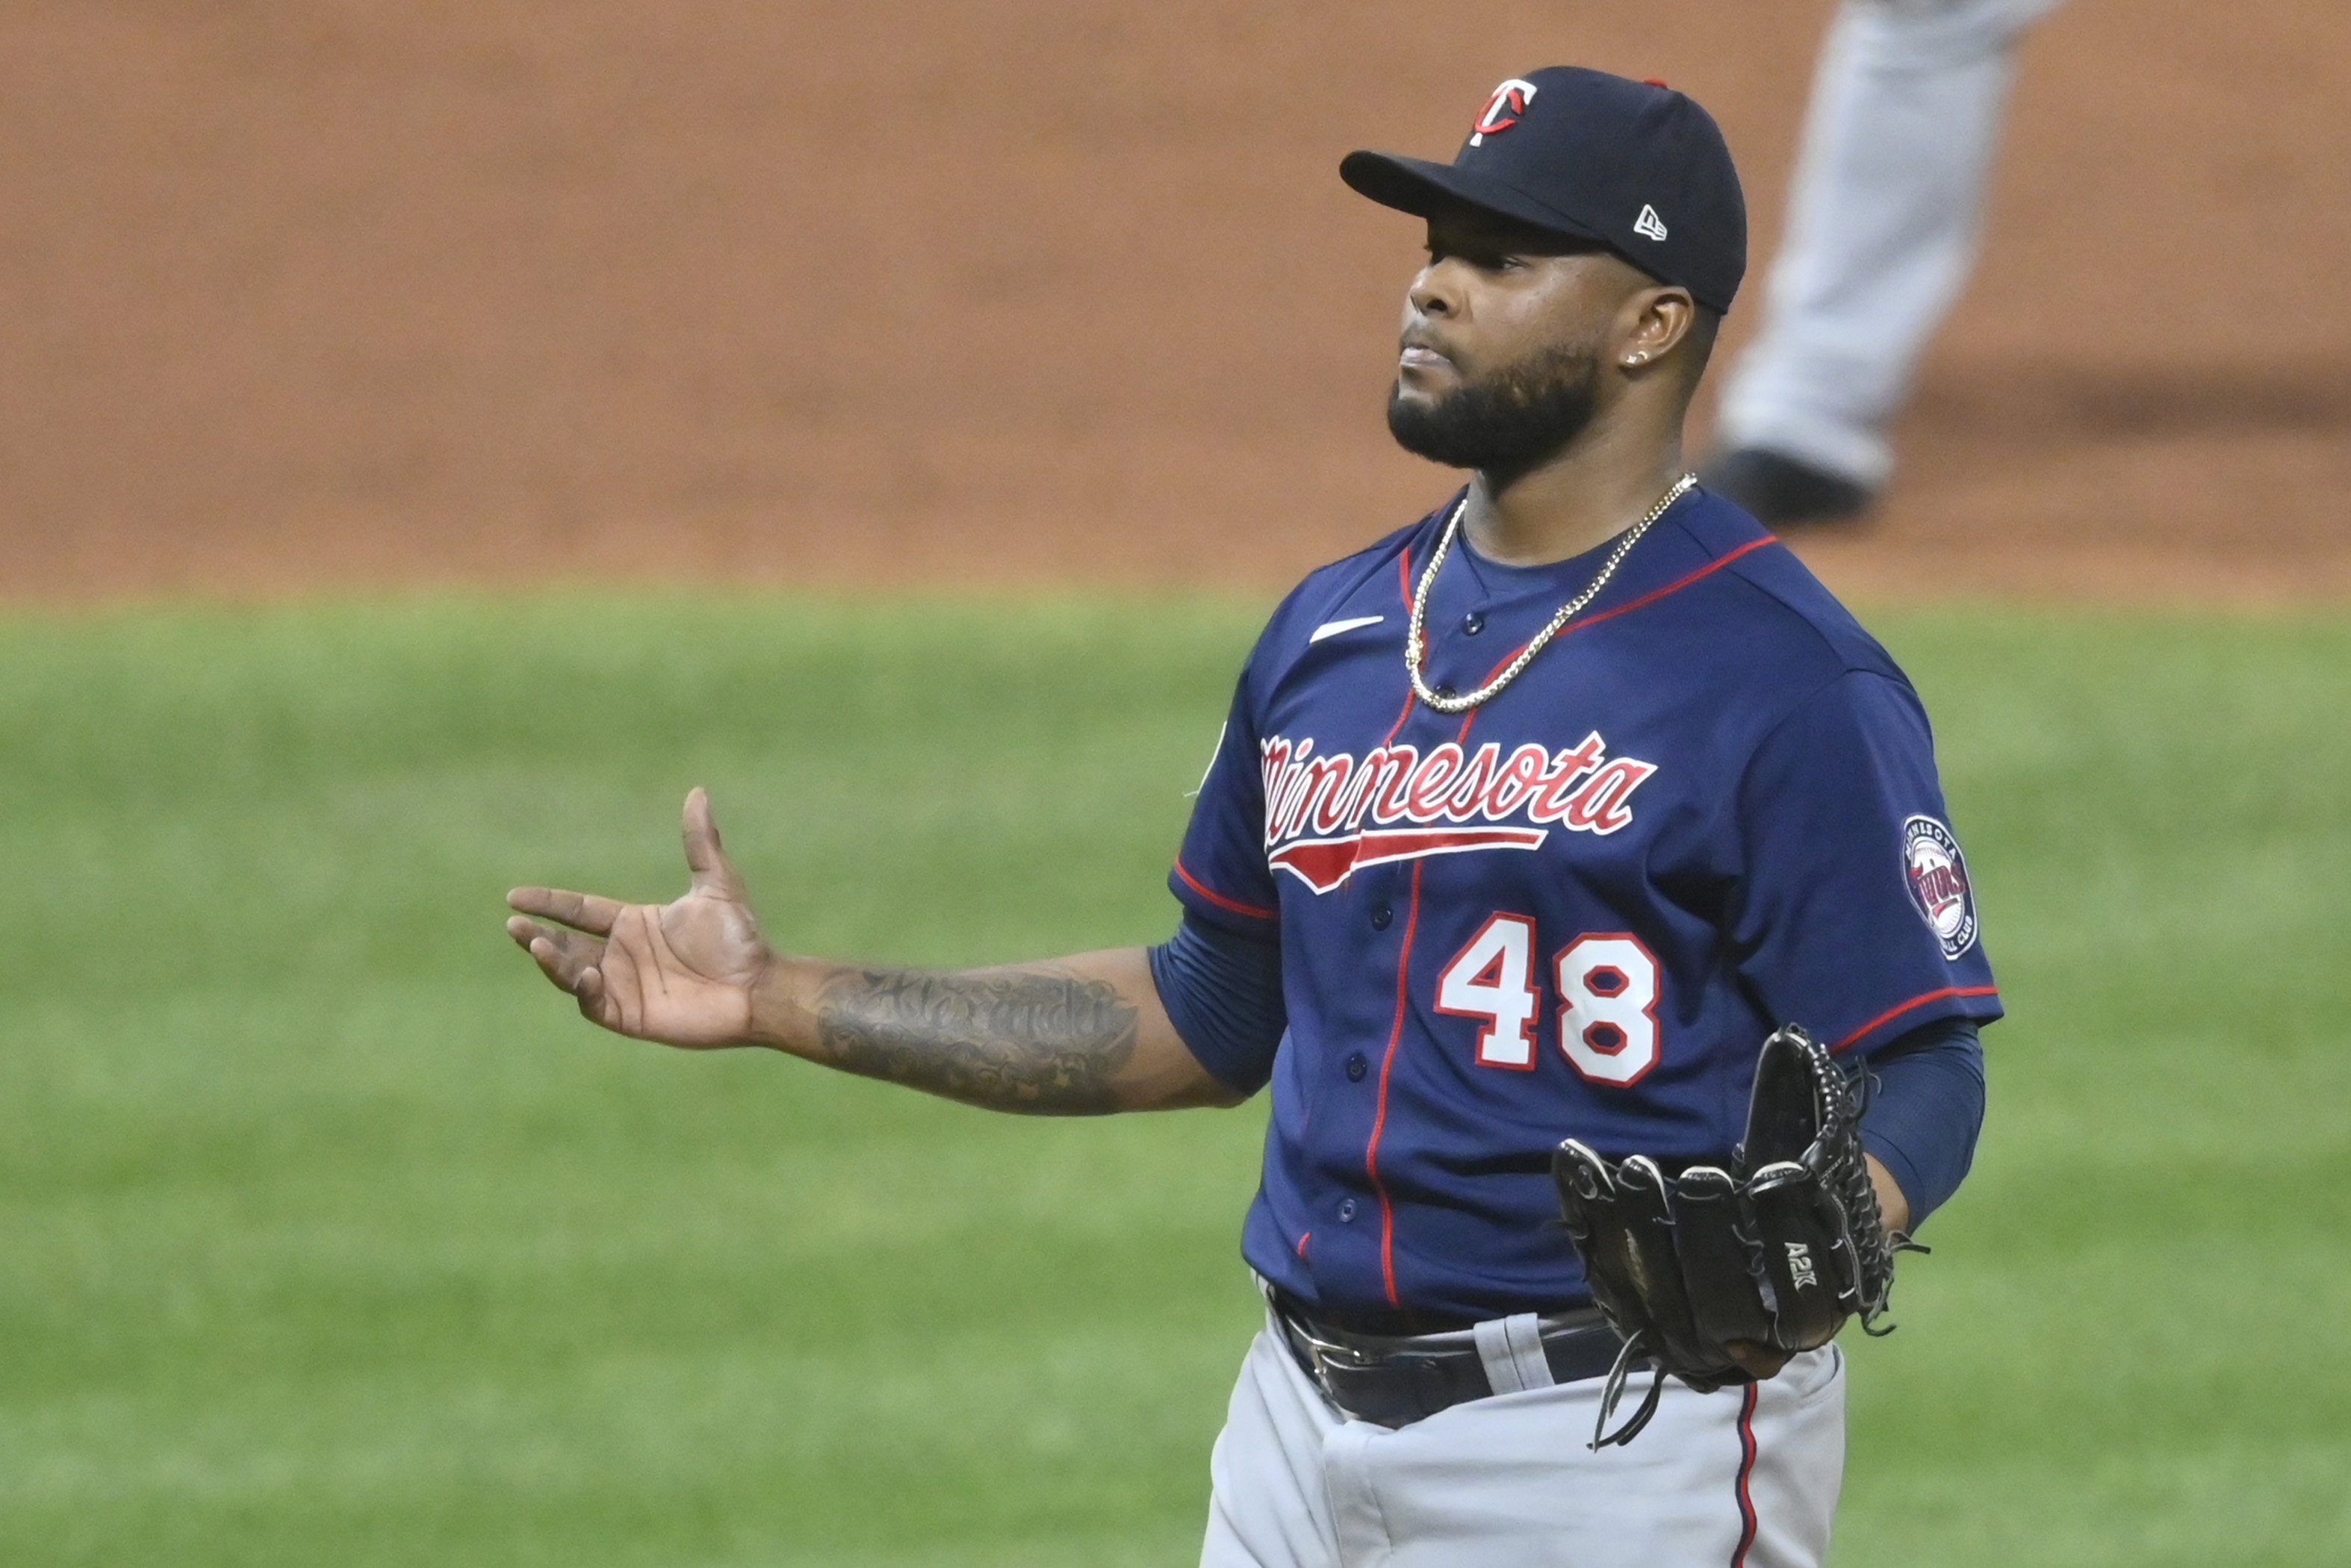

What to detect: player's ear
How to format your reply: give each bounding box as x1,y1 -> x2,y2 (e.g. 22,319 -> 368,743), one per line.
1615,286 -> 1698,373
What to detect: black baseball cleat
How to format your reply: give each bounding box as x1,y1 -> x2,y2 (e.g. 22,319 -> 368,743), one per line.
1697,447 -> 1875,529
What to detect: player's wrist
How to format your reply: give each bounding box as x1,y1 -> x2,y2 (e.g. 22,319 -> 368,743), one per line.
1864,1153 -> 1913,1236
742,951 -> 826,1055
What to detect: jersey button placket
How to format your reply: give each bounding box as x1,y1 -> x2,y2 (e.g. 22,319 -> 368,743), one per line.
1338,1198 -> 1358,1224
1344,1051 -> 1368,1082
1369,902 -> 1392,931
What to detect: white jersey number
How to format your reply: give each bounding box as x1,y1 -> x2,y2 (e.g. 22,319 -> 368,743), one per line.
1555,934 -> 1662,1085
1434,915 -> 1541,1070
1434,920 -> 1664,1082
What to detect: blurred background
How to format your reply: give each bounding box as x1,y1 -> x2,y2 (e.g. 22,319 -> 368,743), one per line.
1,2 -> 2346,1564
6,0 -> 2347,600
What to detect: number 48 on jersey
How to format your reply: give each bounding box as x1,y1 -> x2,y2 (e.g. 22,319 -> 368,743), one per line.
1434,917 -> 1661,1086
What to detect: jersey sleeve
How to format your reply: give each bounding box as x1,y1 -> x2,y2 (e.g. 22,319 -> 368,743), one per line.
1730,670 -> 2001,1057
1148,909 -> 1287,1097
1167,670 -> 1283,935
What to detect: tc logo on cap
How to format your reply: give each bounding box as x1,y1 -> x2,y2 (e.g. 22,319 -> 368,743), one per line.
1469,78 -> 1539,146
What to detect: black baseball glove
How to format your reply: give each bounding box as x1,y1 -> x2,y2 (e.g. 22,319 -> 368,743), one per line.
1552,1023 -> 1917,1448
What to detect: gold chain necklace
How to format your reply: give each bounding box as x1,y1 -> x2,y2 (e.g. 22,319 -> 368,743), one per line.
1404,472 -> 1697,715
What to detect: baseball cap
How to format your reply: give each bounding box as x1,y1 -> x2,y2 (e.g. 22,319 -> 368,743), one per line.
1341,66 -> 1747,314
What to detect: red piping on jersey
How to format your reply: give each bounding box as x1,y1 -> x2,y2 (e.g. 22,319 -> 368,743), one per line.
1833,984 -> 1999,1052
1173,857 -> 1277,921
1295,1230 -> 1311,1258
1730,1383 -> 1761,1566
1470,533 -> 1783,691
1571,533 -> 1779,636
1351,538 -> 1435,1308
1364,858 -> 1425,1307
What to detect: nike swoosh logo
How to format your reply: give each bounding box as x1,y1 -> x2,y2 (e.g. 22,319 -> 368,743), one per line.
1308,615 -> 1385,644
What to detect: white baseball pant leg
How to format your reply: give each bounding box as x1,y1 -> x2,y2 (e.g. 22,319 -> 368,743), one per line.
1200,1318 -> 1846,1568
1712,0 -> 2069,491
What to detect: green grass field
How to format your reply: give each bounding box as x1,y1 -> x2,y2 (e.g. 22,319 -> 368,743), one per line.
2,593 -> 2346,1567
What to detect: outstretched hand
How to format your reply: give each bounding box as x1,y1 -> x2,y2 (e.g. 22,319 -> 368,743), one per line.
506,788 -> 771,1048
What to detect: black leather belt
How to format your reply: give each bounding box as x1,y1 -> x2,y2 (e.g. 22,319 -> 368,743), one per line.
1270,1289 -> 1624,1429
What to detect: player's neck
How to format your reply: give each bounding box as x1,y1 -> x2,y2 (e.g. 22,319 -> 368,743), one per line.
1463,417 -> 1687,569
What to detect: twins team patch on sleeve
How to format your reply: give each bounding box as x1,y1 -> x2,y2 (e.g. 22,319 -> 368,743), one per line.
1901,815 -> 1978,959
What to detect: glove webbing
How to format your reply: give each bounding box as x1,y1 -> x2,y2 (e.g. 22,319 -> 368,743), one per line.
1843,1056 -> 1929,1338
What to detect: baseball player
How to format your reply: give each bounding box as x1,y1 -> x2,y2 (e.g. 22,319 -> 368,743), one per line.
1704,0 -> 2069,526
506,66 -> 1995,1567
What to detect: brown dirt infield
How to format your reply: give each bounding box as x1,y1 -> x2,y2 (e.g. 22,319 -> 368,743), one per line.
2,1 -> 2345,606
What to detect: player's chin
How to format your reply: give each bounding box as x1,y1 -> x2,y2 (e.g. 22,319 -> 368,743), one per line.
1385,380 -> 1456,429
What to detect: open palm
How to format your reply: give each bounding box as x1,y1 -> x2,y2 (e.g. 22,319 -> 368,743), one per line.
506,788 -> 770,1048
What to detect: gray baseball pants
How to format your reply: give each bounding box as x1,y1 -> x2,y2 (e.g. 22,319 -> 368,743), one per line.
1199,1315 -> 1846,1567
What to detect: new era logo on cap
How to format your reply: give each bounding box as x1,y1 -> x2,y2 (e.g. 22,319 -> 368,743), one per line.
1469,78 -> 1539,147
1633,204 -> 1668,241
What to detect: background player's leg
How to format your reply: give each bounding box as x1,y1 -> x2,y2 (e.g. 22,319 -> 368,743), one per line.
1199,1324 -> 1345,1568
1708,0 -> 2066,520
1344,1348 -> 1845,1568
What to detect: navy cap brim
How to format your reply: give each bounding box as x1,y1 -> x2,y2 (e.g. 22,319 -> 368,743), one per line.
1339,149 -> 1612,248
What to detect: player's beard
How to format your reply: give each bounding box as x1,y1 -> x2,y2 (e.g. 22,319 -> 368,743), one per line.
1385,340 -> 1603,477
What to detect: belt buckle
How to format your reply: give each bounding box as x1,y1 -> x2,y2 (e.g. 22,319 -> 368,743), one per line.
1308,1333 -> 1375,1377
1296,1324 -> 1378,1397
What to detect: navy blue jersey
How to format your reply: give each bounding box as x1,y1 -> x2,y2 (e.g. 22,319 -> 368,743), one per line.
1170,486 -> 2001,1324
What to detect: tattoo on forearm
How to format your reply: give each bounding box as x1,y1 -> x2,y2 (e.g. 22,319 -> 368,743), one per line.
812,968 -> 1140,1114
